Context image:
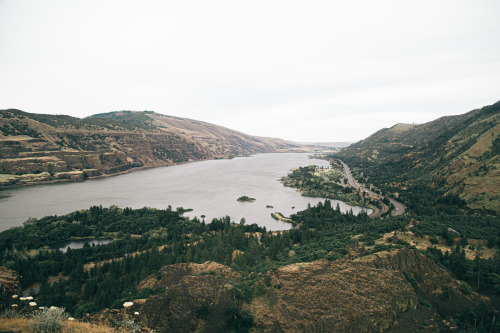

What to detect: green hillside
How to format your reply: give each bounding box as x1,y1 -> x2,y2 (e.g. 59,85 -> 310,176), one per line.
335,101 -> 500,213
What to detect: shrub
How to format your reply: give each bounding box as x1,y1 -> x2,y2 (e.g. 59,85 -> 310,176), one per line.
75,302 -> 98,317
225,306 -> 254,332
404,272 -> 418,288
31,307 -> 68,332
3,307 -> 20,318
418,297 -> 431,308
120,318 -> 141,332
460,282 -> 473,295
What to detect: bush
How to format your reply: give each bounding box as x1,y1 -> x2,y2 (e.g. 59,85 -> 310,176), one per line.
75,301 -> 98,317
31,307 -> 68,332
404,272 -> 418,288
460,282 -> 473,295
225,306 -> 254,332
418,297 -> 431,308
429,237 -> 439,245
120,318 -> 141,332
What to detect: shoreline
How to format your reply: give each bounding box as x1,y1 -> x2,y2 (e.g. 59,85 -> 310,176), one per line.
0,153 -> 256,189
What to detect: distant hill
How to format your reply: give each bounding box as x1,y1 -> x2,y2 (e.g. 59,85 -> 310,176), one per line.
293,141 -> 352,148
0,109 -> 303,186
336,101 -> 500,213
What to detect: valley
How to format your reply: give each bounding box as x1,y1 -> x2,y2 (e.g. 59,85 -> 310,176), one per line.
0,102 -> 499,332
335,101 -> 500,213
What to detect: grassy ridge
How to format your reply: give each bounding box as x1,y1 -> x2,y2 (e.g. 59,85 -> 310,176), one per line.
335,101 -> 500,213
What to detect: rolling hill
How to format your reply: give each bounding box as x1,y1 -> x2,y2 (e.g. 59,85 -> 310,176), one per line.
0,109 -> 303,186
335,101 -> 500,213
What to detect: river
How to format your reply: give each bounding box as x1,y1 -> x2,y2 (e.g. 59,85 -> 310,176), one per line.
0,153 -> 370,231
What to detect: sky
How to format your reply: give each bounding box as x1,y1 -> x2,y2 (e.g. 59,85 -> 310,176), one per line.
1,1 -> 499,142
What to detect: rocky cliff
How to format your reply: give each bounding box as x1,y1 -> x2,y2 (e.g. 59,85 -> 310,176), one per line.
126,249 -> 482,332
0,109 -> 303,186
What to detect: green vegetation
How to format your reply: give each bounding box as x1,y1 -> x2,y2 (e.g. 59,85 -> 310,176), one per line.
0,201 -> 497,332
1,109 -> 148,132
335,101 -> 500,213
90,110 -> 157,129
31,307 -> 69,332
237,196 -> 255,202
1,101 -> 499,331
281,165 -> 368,207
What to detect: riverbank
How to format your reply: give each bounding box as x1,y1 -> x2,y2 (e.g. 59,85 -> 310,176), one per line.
0,153 -> 254,189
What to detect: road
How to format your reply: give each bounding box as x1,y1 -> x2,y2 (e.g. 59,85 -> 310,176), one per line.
338,160 -> 406,217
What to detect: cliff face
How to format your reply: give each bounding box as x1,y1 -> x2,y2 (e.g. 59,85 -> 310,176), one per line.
253,258 -> 417,332
130,249 -> 481,332
0,109 -> 303,186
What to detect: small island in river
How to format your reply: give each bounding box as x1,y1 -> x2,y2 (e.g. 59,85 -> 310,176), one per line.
237,195 -> 256,202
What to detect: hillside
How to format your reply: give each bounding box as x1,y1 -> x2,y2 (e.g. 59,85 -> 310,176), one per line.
0,201 -> 498,332
335,101 -> 500,213
0,109 -> 302,186
107,248 -> 480,332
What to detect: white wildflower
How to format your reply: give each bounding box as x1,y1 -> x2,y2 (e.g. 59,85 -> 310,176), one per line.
26,296 -> 33,300
19,297 -> 27,301
123,301 -> 133,308
68,317 -> 75,321
29,302 -> 37,307
39,306 -> 45,310
11,304 -> 18,307
12,294 -> 18,299
134,312 -> 139,315
50,306 -> 58,310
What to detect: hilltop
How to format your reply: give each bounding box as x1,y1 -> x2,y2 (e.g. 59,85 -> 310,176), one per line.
335,101 -> 500,213
0,109 -> 303,186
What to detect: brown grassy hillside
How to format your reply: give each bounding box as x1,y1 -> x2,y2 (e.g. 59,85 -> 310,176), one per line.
0,109 -> 303,186
336,101 -> 500,213
104,249 -> 484,333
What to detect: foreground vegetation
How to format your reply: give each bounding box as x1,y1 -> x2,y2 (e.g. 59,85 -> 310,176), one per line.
0,199 -> 498,331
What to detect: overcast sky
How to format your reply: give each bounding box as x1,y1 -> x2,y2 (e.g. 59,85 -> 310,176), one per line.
1,0 -> 499,142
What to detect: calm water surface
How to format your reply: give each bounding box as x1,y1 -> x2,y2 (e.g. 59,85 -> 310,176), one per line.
0,153 -> 370,231
54,238 -> 113,253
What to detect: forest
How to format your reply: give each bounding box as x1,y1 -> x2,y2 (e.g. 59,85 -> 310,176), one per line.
280,164 -> 368,207
0,198 -> 499,331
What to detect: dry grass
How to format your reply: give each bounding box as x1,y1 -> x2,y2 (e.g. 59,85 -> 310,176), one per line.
0,316 -> 33,332
376,231 -> 497,260
62,320 -> 118,333
467,122 -> 499,157
0,316 -> 122,333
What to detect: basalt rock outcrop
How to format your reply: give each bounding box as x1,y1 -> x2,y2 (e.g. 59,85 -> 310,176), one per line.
132,249 -> 482,332
0,109 -> 303,186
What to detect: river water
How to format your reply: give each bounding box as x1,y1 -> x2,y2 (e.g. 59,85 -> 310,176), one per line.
0,153 -> 370,231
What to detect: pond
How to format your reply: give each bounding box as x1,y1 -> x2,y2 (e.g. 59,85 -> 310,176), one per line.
54,238 -> 113,253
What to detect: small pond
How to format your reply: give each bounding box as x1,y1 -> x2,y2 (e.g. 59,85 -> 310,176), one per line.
54,238 -> 113,253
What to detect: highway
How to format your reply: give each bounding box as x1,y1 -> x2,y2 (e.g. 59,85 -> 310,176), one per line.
338,160 -> 406,217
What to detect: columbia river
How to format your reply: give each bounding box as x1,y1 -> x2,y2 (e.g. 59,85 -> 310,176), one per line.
0,153 -> 370,231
